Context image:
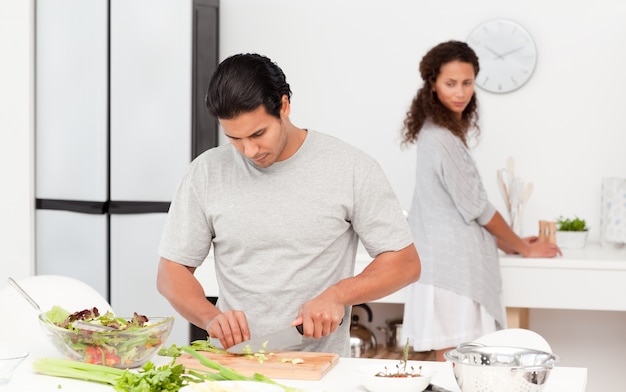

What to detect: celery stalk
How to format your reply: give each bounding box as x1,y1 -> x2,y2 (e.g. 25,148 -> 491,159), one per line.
32,357 -> 123,385
33,357 -> 190,391
181,347 -> 303,392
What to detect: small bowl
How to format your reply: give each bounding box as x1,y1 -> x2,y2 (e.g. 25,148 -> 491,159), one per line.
0,350 -> 29,385
39,313 -> 174,368
358,361 -> 434,392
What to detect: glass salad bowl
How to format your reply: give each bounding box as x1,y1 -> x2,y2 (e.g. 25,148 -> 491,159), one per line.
38,307 -> 174,369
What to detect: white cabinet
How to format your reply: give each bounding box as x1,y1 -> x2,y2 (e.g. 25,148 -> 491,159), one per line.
110,0 -> 192,202
35,0 -> 109,296
35,210 -> 108,297
35,0 -> 108,202
35,0 -> 219,346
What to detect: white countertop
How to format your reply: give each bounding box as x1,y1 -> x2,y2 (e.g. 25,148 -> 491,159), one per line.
196,242 -> 626,310
2,339 -> 587,392
499,242 -> 626,311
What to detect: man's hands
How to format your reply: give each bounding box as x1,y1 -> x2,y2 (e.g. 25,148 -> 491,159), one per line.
205,310 -> 250,349
207,300 -> 344,349
293,289 -> 345,339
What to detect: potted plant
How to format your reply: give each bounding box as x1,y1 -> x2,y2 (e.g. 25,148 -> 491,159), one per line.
556,216 -> 589,249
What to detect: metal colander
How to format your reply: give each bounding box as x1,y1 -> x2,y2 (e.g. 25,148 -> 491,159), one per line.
444,343 -> 559,392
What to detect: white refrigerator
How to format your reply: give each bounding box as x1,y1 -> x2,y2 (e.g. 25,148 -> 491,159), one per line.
35,0 -> 219,345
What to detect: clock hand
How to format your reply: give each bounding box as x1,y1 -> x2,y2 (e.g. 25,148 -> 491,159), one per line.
500,46 -> 525,58
484,45 -> 503,59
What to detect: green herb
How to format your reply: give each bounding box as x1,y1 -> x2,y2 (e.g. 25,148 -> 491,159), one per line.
556,216 -> 588,231
32,357 -> 193,392
114,360 -> 190,391
375,338 -> 422,378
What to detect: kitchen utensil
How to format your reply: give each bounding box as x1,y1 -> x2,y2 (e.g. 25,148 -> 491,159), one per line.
515,181 -> 533,234
497,169 -> 511,213
359,362 -> 434,392
444,343 -> 558,392
7,277 -> 41,312
350,303 -> 377,358
175,350 -> 339,380
507,156 -> 515,178
425,385 -> 455,392
522,182 -> 533,206
226,324 -> 304,354
74,320 -> 115,332
9,277 -> 114,332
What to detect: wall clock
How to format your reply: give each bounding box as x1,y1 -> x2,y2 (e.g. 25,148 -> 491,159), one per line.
467,19 -> 537,94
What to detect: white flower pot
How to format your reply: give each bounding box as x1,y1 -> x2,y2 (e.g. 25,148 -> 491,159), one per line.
556,231 -> 589,249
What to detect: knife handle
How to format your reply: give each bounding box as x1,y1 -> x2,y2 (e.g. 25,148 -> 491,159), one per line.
295,318 -> 343,335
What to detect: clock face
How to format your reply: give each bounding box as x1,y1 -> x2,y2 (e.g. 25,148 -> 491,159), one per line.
467,19 -> 537,94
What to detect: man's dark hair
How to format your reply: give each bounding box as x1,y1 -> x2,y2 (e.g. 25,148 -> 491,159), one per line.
206,53 -> 292,120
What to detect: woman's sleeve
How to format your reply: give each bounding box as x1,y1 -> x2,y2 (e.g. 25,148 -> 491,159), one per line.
436,134 -> 495,225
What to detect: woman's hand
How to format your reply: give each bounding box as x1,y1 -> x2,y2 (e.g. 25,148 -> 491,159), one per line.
523,240 -> 562,258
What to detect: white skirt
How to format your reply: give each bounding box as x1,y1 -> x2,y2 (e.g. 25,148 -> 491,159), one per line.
401,282 -> 505,352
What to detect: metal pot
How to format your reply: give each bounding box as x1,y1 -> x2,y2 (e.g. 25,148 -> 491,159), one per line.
377,318 -> 405,352
349,303 -> 377,358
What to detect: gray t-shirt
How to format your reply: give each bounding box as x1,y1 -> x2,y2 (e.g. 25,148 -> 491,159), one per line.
406,120 -> 504,326
159,130 -> 413,356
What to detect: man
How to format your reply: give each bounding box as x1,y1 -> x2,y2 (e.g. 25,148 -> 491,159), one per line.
157,53 -> 420,356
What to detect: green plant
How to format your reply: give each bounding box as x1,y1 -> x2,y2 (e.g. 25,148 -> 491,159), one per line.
556,216 -> 588,231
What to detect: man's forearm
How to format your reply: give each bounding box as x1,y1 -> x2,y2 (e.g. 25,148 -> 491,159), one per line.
156,257 -> 221,330
330,244 -> 420,306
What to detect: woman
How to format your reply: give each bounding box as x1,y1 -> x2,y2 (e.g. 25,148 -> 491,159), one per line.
400,41 -> 561,361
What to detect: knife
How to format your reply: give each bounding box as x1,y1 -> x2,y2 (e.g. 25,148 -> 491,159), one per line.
425,384 -> 454,392
226,324 -> 304,354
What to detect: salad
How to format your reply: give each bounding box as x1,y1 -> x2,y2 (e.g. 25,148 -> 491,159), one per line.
40,306 -> 174,368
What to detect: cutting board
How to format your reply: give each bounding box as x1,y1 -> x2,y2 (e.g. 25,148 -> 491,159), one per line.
175,350 -> 339,380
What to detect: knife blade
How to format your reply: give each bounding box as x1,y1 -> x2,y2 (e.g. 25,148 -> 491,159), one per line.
226,324 -> 304,354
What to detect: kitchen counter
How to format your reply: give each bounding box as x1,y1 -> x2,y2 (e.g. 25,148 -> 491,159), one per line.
196,242 -> 626,310
3,339 -> 587,392
499,242 -> 626,311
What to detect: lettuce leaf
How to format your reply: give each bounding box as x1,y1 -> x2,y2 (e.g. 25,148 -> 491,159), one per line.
45,305 -> 70,324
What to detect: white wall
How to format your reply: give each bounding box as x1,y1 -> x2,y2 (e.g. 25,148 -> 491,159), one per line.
219,1 -> 626,391
219,0 -> 626,241
0,0 -> 34,284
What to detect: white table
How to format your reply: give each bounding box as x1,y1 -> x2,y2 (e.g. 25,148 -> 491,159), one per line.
2,339 -> 587,392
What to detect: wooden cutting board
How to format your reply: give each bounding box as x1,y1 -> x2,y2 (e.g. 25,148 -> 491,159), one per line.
175,350 -> 339,380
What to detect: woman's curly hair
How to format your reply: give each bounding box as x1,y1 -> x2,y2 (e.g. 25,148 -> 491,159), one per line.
402,41 -> 480,146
